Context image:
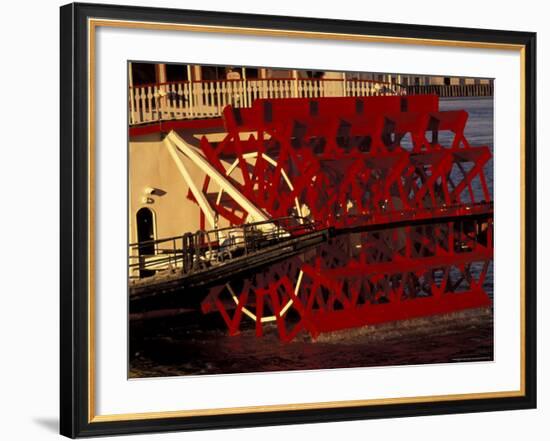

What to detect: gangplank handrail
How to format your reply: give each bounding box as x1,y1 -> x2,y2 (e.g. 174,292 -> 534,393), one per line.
129,216 -> 321,278
128,216 -> 316,248
128,202 -> 493,280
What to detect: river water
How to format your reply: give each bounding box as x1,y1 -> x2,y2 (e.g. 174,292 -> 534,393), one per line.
130,97 -> 494,378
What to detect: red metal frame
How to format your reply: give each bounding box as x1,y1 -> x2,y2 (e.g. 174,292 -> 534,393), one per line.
129,116 -> 223,137
201,221 -> 493,342
189,95 -> 493,341
193,96 -> 492,229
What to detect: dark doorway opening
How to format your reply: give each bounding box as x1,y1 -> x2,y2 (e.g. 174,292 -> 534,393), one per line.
245,68 -> 259,79
202,65 -> 224,81
136,207 -> 156,278
166,63 -> 189,82
131,63 -> 157,86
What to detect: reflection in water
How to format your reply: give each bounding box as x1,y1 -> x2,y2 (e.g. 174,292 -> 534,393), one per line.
203,218 -> 492,342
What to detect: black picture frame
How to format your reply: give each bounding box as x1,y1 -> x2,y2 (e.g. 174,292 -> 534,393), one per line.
60,2 -> 537,438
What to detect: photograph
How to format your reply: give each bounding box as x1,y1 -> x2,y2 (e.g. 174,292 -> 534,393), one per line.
56,2 -> 537,437
127,62 -> 495,378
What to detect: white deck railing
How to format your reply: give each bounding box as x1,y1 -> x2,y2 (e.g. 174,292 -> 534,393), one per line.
129,78 -> 406,126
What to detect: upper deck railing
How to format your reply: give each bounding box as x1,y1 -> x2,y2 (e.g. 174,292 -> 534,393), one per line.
129,77 -> 406,126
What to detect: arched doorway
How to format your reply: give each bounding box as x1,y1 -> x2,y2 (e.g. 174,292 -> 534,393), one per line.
136,207 -> 156,277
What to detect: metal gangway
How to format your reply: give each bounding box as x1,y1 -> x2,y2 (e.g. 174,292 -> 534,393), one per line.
129,216 -> 321,281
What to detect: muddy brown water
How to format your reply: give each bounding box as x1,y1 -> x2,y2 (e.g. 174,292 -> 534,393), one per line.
129,307 -> 493,378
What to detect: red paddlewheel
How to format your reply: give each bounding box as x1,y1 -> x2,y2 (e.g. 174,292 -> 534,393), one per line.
201,255 -> 308,342
189,95 -> 492,229
187,95 -> 493,341
201,219 -> 493,342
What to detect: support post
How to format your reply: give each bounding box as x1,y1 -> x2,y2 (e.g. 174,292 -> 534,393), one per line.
165,138 -> 217,229
165,132 -> 272,226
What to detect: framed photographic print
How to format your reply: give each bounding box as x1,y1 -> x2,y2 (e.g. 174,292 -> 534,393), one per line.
60,2 -> 537,438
